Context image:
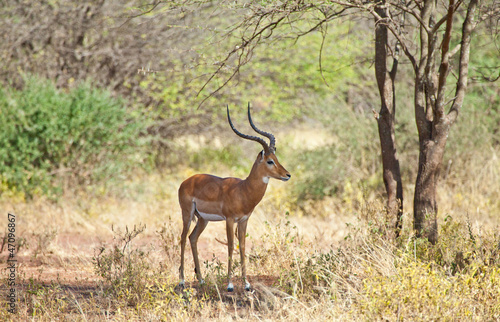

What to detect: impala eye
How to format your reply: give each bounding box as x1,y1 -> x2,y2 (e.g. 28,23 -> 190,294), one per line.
267,160 -> 275,165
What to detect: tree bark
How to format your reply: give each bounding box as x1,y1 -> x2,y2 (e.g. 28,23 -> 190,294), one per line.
413,132 -> 448,244
374,3 -> 403,238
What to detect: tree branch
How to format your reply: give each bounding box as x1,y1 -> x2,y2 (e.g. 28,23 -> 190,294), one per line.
195,14 -> 287,107
318,23 -> 330,87
369,3 -> 417,72
435,0 -> 455,122
447,0 -> 479,124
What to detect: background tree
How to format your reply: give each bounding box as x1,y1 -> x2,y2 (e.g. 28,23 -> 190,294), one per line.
398,0 -> 479,243
373,1 -> 404,238
362,0 -> 482,243
365,0 -> 482,243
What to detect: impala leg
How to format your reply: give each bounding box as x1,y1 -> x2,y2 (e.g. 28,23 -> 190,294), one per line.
179,209 -> 192,288
226,218 -> 235,292
237,219 -> 251,291
189,217 -> 209,285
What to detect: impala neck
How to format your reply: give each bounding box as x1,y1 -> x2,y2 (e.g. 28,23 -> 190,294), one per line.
242,155 -> 269,205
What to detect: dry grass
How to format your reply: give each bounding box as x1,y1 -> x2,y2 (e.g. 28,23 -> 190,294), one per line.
1,142 -> 500,320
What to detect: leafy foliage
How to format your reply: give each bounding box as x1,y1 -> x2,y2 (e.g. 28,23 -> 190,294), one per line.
0,76 -> 149,198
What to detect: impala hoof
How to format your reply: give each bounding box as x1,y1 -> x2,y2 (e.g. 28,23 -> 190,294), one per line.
227,282 -> 234,292
178,280 -> 185,289
244,282 -> 251,291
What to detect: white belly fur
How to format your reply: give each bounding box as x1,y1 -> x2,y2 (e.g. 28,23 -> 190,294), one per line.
198,211 -> 226,221
196,211 -> 249,223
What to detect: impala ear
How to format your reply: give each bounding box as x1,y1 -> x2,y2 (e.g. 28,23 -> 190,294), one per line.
258,150 -> 265,161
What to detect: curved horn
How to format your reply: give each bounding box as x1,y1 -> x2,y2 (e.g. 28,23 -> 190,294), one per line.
247,103 -> 276,153
227,105 -> 270,155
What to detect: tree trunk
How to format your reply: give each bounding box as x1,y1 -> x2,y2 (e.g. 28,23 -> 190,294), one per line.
412,0 -> 478,244
374,4 -> 403,238
413,134 -> 448,244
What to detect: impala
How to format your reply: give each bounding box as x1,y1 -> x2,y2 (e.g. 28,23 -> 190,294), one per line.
178,104 -> 291,292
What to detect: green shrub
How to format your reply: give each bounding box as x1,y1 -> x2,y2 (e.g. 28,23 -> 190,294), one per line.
0,76 -> 149,198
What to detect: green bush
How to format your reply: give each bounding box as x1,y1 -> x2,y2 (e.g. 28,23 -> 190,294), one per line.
0,76 -> 149,198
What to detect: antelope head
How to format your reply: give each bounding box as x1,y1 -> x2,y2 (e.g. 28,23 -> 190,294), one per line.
227,103 -> 291,183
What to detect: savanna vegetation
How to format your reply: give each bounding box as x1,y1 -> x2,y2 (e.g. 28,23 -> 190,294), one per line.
1,1 -> 499,320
